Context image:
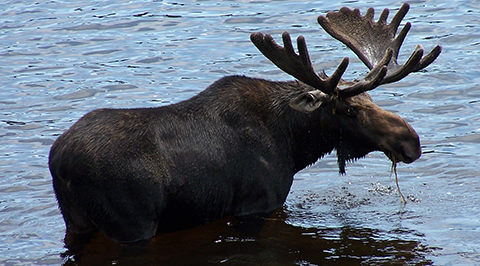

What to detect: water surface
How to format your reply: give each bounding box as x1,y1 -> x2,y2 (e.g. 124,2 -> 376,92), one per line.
1,0 -> 479,265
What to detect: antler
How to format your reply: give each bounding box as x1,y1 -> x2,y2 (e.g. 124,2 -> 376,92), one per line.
250,32 -> 389,98
317,3 -> 442,85
250,32 -> 347,96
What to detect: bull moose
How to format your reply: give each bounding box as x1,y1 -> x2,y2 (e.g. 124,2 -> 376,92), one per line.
49,3 -> 441,245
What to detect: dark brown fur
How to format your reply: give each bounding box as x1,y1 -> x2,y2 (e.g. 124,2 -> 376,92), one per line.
49,76 -> 420,245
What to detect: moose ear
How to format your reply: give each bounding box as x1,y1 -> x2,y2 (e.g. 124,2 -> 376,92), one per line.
289,90 -> 328,113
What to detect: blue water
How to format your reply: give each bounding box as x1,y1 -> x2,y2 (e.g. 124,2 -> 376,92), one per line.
1,0 -> 479,265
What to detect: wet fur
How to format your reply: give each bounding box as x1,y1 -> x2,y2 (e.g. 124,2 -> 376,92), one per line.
49,75 -> 416,244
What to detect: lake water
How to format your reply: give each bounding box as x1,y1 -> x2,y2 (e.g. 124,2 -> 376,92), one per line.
1,0 -> 479,265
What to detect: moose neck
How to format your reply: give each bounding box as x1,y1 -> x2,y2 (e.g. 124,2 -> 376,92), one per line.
263,80 -> 340,173
201,75 -> 340,174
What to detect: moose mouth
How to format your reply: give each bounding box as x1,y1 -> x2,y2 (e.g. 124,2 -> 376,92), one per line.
385,150 -> 400,164
336,138 -> 421,174
384,145 -> 421,164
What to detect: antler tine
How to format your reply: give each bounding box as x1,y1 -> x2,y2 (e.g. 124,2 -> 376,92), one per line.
389,3 -> 410,34
318,3 -> 442,88
338,49 -> 391,98
250,31 -> 348,96
380,19 -> 441,84
381,44 -> 423,84
417,45 -> 442,70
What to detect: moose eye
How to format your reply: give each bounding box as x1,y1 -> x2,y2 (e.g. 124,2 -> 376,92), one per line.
346,106 -> 357,117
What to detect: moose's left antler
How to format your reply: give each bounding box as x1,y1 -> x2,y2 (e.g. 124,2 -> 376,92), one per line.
318,3 -> 442,84
250,32 -> 349,96
250,32 -> 390,98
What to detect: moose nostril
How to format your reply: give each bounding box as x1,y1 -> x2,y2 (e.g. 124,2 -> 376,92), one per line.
400,141 -> 422,163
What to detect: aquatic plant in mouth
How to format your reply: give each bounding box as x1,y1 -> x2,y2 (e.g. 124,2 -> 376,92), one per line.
388,152 -> 406,204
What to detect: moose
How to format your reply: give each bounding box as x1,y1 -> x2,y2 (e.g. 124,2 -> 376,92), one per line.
49,3 -> 441,246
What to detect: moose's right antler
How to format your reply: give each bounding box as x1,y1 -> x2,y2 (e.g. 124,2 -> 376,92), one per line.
317,3 -> 442,84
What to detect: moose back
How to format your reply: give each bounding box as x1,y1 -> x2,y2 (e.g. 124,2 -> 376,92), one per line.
49,3 -> 440,245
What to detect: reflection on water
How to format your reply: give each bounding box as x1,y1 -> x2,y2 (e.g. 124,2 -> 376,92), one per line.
62,209 -> 433,266
1,0 -> 480,265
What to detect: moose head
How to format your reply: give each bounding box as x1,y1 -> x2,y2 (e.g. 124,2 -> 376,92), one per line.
251,3 -> 441,172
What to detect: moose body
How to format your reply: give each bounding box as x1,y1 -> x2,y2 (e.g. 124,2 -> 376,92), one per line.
49,3 -> 440,245
51,77 -> 302,242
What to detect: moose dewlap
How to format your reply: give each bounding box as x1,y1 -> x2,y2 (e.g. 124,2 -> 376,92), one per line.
49,3 -> 440,245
